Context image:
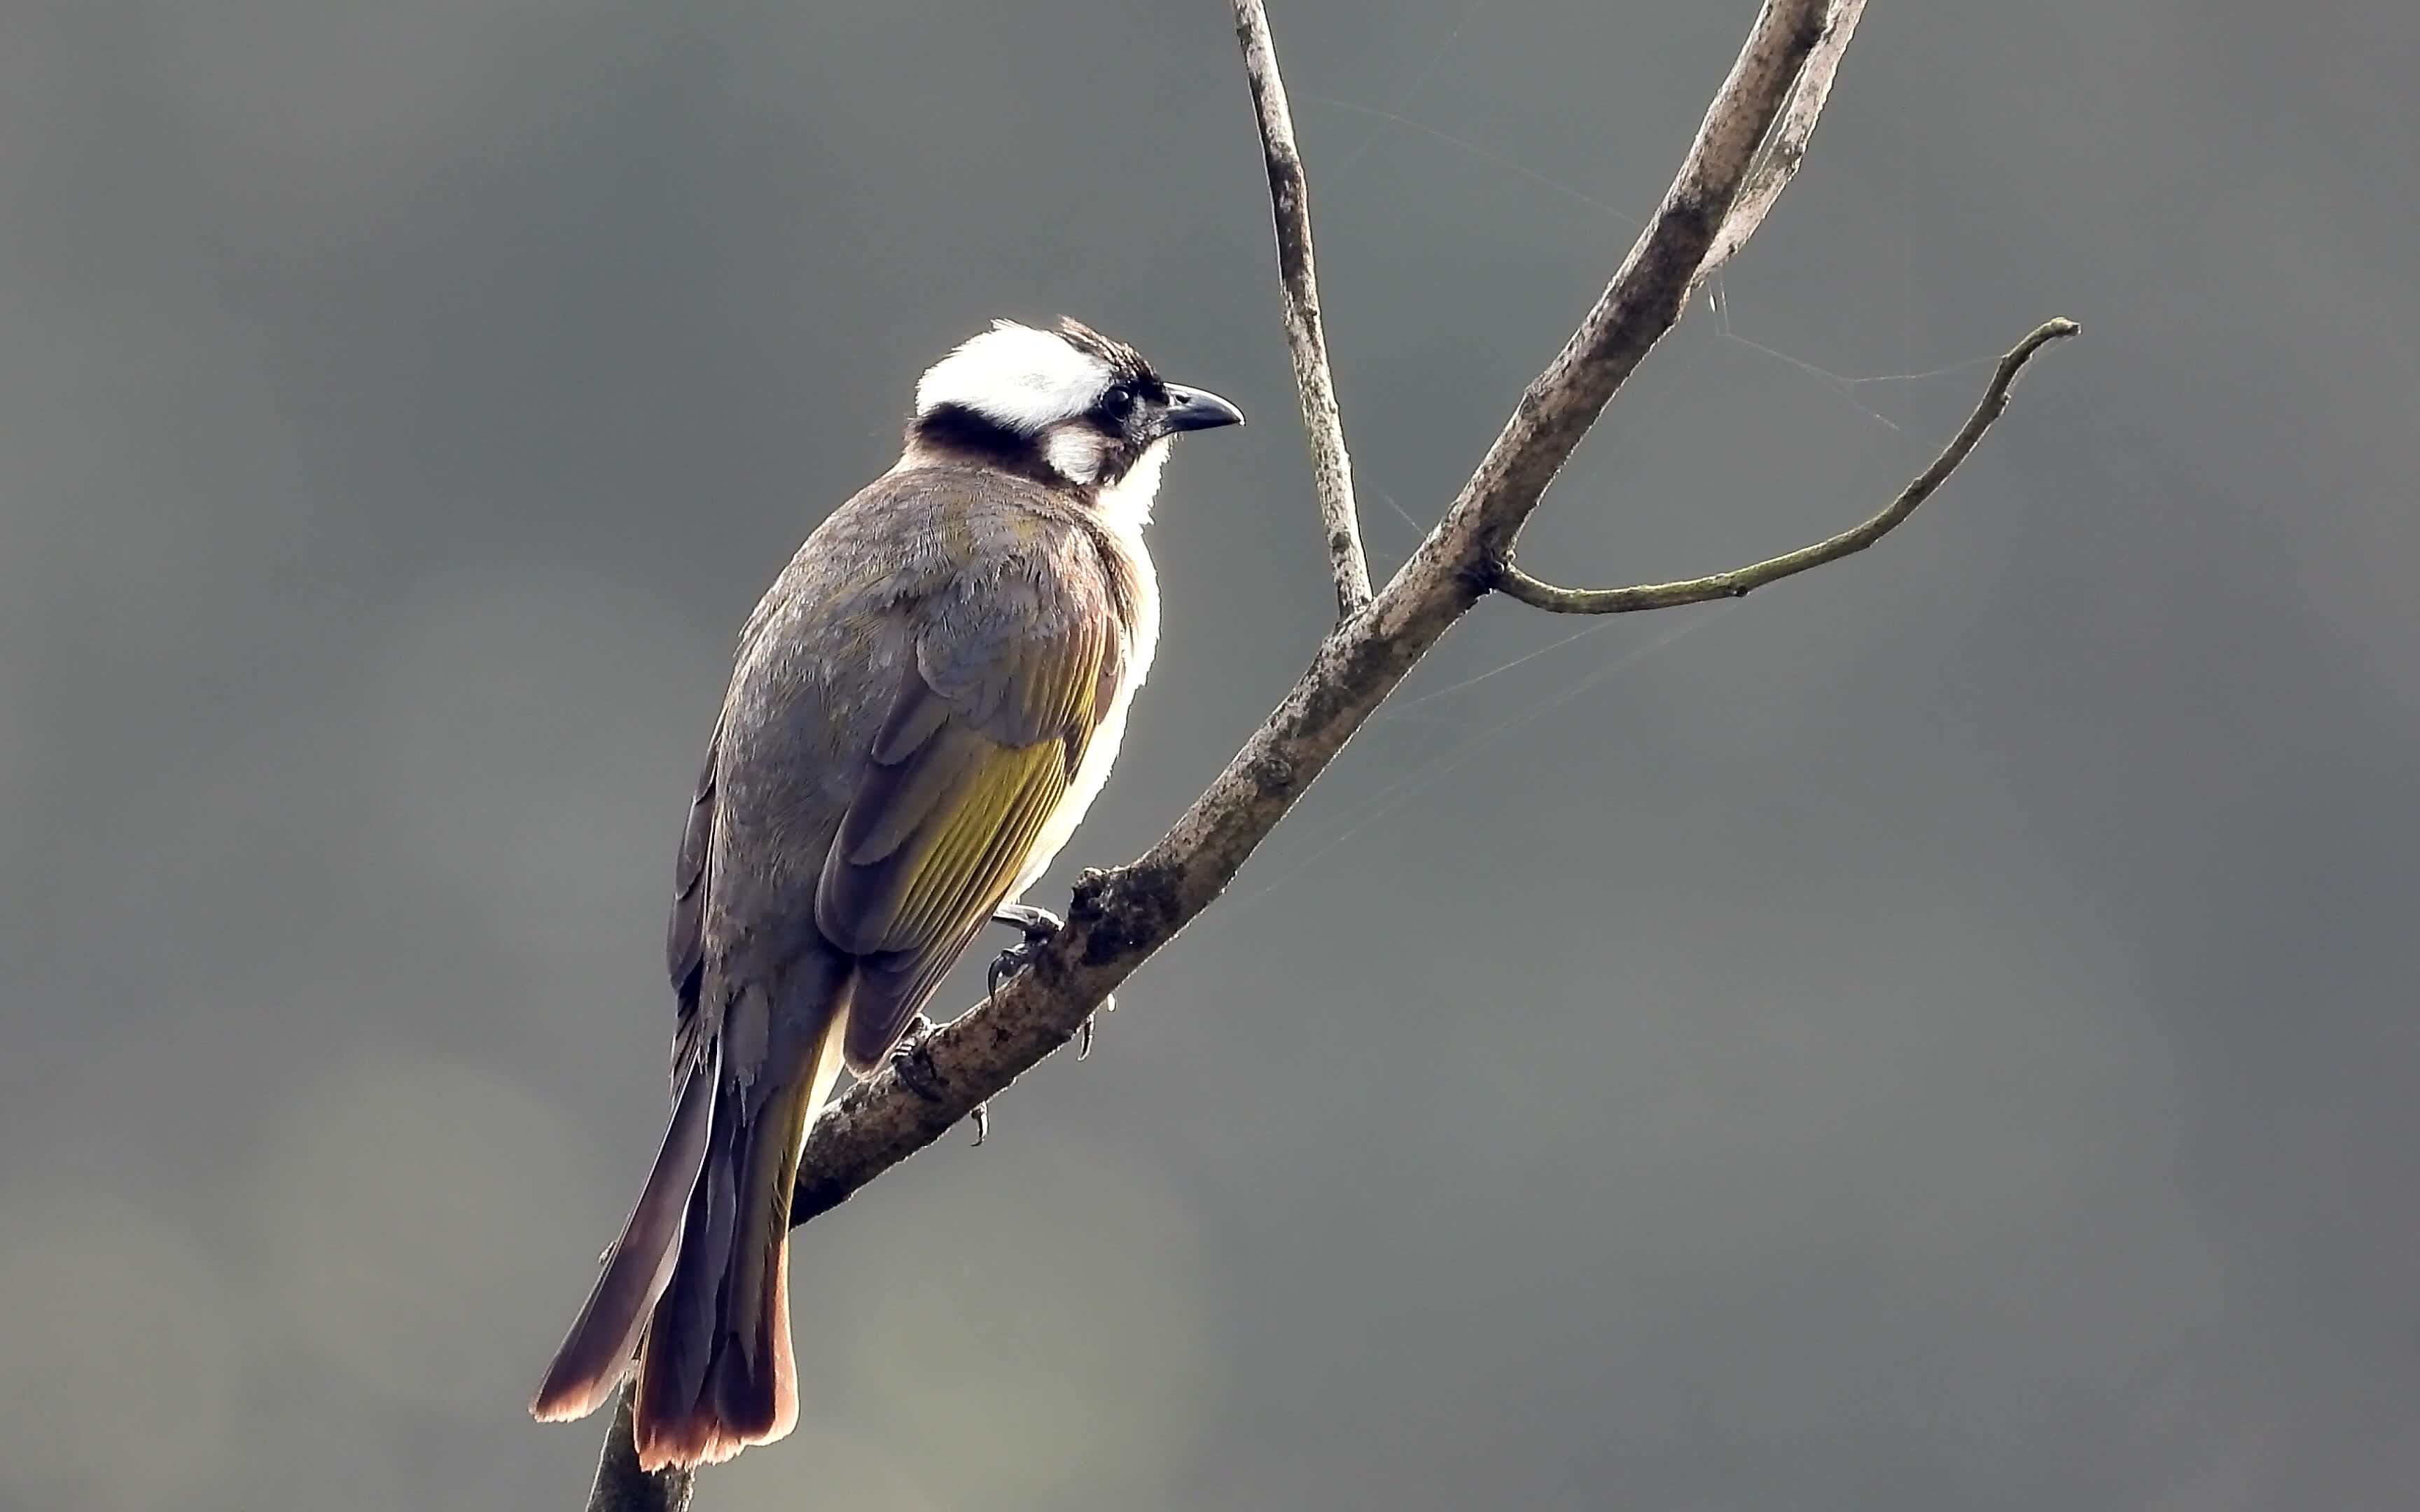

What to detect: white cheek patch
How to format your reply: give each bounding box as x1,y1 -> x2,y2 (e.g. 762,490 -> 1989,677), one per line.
915,321 -> 1113,433
1043,426 -> 1106,484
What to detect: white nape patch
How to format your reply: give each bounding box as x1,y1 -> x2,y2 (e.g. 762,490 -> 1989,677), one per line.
1043,426 -> 1106,486
1094,437 -> 1169,531
915,321 -> 1112,433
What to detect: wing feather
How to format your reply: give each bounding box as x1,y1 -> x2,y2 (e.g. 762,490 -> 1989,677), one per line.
665,715 -> 722,1077
816,584 -> 1113,1072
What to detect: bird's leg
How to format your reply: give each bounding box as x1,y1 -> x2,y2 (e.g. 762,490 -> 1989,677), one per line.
887,1013 -> 946,1102
987,902 -> 1115,1059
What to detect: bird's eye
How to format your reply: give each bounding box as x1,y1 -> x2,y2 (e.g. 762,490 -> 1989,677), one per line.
1098,386 -> 1135,419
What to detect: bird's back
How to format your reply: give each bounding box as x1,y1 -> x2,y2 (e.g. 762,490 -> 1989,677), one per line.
702,463 -> 1149,1008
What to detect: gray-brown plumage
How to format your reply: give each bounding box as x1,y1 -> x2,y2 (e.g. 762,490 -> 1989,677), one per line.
531,318 -> 1240,1469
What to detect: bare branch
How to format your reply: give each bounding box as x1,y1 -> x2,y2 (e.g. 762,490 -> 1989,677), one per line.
1394,0 -> 1832,592
1493,318 -> 2080,614
1234,0 -> 1371,616
1692,0 -> 1868,296
579,6 -> 2078,1505
756,0 -> 1841,1244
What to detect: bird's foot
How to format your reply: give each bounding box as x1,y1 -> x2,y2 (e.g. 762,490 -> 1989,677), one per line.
987,903 -> 1062,1000
890,1014 -> 987,1142
887,1013 -> 945,1102
987,903 -> 1113,1058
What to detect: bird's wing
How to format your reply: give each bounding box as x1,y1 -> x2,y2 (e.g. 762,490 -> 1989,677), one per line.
816,570 -> 1126,1071
665,712 -> 721,1081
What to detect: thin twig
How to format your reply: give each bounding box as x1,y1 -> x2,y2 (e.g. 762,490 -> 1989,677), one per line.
1692,0 -> 1867,296
1234,0 -> 1372,617
1492,318 -> 2080,613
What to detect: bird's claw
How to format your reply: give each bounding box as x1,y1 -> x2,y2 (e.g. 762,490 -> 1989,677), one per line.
887,1013 -> 945,1102
891,1015 -> 987,1142
1076,992 -> 1117,1060
987,904 -> 1114,1058
987,902 -> 1064,1002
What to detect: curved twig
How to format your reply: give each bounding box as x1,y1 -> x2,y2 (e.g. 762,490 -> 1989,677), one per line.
1491,318 -> 2080,614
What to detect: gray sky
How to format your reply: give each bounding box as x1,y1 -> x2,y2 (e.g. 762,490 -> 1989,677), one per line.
4,2 -> 2416,1508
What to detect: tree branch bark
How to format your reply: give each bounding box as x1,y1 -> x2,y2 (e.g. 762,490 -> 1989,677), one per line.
1491,317 -> 2080,614
1233,0 -> 1370,617
581,4 -> 2074,1505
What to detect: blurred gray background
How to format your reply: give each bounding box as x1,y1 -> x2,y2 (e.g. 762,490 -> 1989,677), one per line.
4,2 -> 2416,1508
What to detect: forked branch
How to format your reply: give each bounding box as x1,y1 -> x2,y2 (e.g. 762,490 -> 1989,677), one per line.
582,4 -> 2075,1506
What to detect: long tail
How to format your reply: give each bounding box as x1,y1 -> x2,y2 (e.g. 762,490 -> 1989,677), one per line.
629,1006 -> 851,1469
531,978 -> 855,1471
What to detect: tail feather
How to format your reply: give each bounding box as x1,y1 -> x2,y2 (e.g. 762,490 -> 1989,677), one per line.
629,1002 -> 852,1471
530,1049 -> 718,1422
632,1068 -> 741,1425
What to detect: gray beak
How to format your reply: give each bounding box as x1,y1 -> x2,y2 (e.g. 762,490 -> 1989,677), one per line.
1157,383 -> 1245,434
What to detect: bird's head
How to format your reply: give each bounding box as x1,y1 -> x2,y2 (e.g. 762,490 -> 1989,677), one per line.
906,318 -> 1242,512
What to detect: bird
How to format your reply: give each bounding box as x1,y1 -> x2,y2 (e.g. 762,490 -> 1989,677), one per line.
529,318 -> 1243,1470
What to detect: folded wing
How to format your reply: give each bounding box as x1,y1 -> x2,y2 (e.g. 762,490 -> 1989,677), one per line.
816,571 -> 1125,1070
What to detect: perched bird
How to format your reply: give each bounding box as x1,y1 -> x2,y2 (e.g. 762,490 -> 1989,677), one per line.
530,318 -> 1242,1469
